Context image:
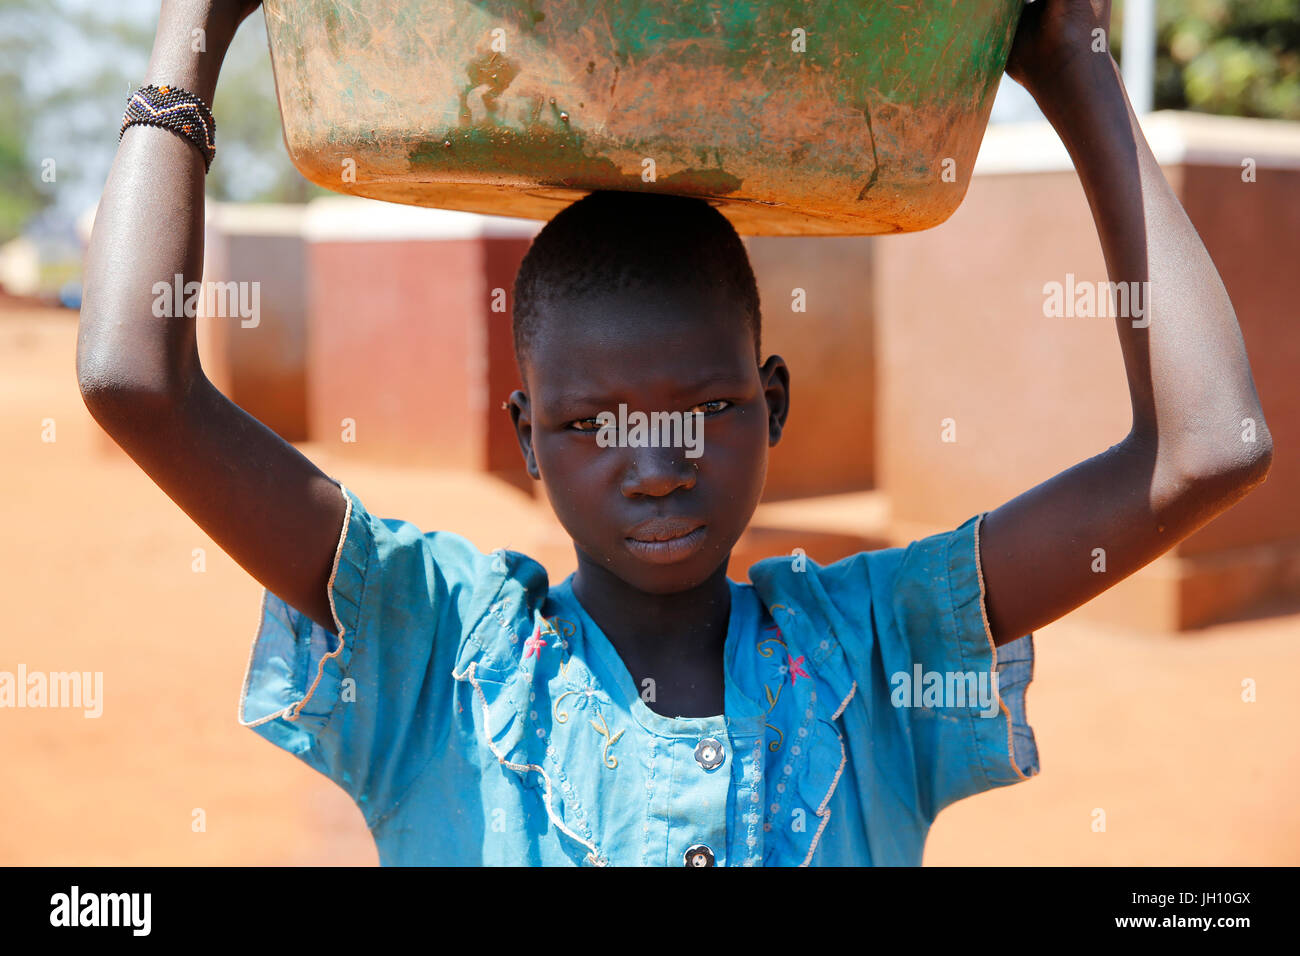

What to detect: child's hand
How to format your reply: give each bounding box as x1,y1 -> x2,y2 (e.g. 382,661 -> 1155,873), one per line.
1005,0 -> 1113,98
166,0 -> 263,56
210,0 -> 264,34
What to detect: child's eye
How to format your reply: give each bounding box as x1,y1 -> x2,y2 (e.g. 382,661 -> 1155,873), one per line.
567,402 -> 729,432
690,400 -> 731,415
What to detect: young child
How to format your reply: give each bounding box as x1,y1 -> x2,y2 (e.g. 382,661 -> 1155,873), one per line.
78,0 -> 1272,866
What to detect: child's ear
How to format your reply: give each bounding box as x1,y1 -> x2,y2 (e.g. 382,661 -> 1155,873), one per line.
507,390 -> 540,479
760,355 -> 791,446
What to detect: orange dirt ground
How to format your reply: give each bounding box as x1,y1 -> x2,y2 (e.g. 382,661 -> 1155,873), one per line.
1,305 -> 1297,865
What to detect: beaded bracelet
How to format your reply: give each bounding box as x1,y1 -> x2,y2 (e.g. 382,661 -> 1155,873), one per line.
119,84 -> 216,172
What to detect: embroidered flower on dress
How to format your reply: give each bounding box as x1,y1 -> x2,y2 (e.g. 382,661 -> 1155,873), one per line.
524,624 -> 548,659
787,654 -> 809,683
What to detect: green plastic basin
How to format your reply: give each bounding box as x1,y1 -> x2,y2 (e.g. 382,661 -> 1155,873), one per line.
263,0 -> 1023,235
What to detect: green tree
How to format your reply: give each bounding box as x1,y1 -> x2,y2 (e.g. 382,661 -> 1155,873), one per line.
0,1 -> 326,245
0,0 -> 54,242
1115,0 -> 1300,119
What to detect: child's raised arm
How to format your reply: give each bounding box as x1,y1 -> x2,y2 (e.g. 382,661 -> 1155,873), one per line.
977,0 -> 1273,644
77,0 -> 346,633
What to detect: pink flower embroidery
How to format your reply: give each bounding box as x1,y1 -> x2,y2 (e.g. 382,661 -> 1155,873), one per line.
524,624 -> 548,659
787,654 -> 808,683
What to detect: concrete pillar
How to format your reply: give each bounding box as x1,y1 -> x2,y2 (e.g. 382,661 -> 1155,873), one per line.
302,197 -> 540,490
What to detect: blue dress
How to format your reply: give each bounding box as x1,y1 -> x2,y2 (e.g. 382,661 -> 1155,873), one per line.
239,480 -> 1038,865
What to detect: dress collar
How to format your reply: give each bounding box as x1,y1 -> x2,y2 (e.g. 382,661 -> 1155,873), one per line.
549,574 -> 768,738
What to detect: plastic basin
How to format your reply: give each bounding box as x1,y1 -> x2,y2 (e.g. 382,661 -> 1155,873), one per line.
262,0 -> 1024,235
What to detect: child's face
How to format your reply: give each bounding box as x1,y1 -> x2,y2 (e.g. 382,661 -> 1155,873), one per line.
510,286 -> 789,595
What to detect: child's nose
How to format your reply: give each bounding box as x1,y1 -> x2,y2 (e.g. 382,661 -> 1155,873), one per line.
619,447 -> 698,498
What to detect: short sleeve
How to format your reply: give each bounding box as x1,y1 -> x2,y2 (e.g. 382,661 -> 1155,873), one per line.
237,478 -> 499,828
811,512 -> 1039,822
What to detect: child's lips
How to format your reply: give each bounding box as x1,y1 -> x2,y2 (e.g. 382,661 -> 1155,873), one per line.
624,518 -> 707,564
